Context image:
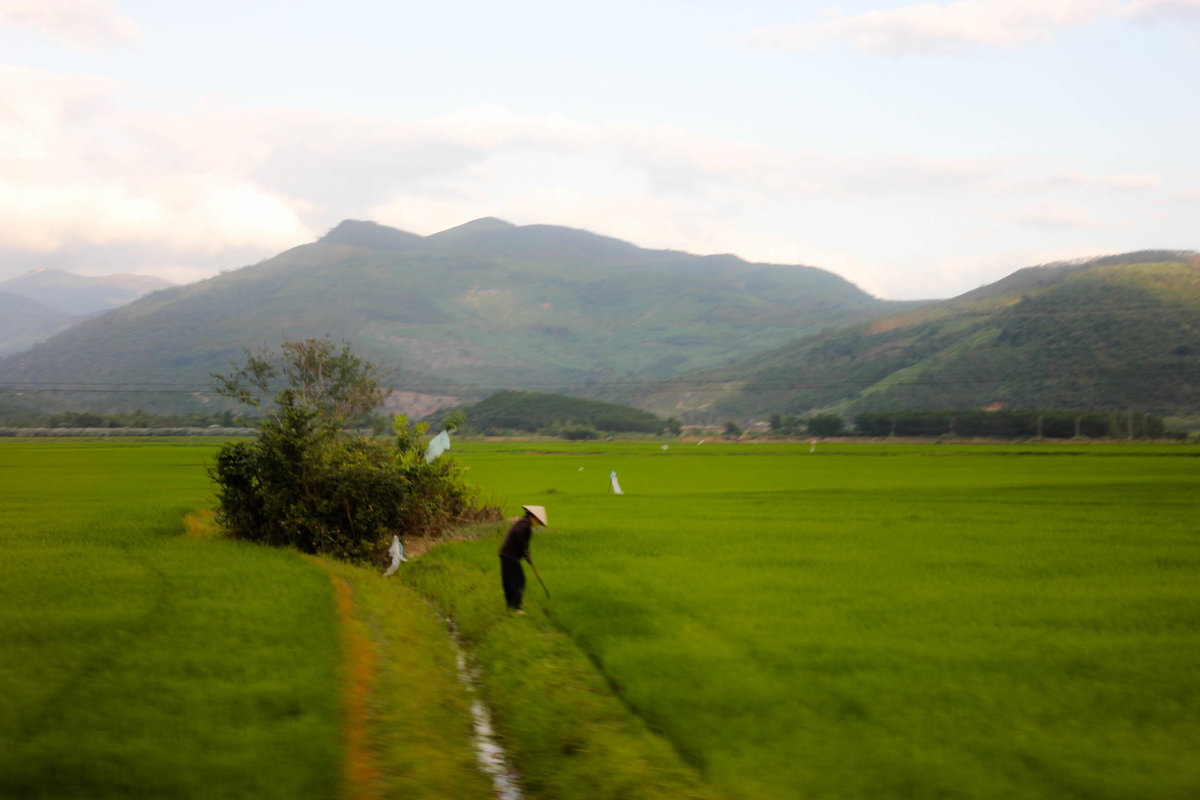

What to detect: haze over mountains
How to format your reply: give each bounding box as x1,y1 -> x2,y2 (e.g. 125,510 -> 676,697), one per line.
0,219 -> 1195,424
0,269 -> 174,358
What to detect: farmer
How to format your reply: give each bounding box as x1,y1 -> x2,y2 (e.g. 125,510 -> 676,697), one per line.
499,505 -> 547,614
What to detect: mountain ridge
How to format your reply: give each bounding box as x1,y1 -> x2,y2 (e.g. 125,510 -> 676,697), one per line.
0,219 -> 897,417
626,253 -> 1200,420
0,268 -> 175,315
1,221 -> 1193,422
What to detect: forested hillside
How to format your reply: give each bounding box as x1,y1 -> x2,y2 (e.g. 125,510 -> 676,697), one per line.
0,219 -> 895,416
1,227 -> 1194,425
630,254 -> 1200,420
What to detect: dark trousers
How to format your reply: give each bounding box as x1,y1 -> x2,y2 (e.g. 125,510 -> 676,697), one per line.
500,556 -> 526,609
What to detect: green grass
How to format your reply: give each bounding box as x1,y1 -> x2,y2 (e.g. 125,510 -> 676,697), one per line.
425,440 -> 1200,800
318,558 -> 494,799
404,521 -> 720,800
0,438 -> 520,800
5,437 -> 1199,800
0,440 -> 339,799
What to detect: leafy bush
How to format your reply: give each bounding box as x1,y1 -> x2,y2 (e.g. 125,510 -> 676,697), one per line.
210,338 -> 495,564
807,413 -> 845,437
552,422 -> 602,440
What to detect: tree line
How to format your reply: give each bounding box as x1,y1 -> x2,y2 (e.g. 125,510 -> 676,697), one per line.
769,409 -> 1171,440
453,390 -> 681,438
1,409 -> 241,429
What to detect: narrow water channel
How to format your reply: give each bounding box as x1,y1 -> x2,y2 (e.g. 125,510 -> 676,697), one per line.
447,618 -> 523,800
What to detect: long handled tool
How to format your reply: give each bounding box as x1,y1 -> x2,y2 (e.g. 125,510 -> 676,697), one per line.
528,558 -> 550,597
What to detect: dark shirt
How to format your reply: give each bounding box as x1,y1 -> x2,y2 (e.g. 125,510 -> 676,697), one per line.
499,516 -> 533,561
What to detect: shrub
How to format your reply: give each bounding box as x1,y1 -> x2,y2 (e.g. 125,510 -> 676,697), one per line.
210,338 -> 496,564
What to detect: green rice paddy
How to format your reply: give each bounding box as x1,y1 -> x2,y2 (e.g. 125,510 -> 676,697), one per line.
2,437 -> 1198,799
436,440 -> 1200,800
0,439 -> 342,799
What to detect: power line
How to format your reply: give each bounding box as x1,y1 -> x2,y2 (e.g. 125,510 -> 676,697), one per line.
1,366 -> 1195,398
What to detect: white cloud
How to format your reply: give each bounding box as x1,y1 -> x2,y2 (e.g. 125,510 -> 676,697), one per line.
0,65 -> 123,160
0,67 -> 309,260
1123,0 -> 1200,22
0,66 -> 1179,297
1009,202 -> 1100,229
1083,172 -> 1162,191
0,0 -> 141,49
1036,169 -> 1162,191
743,1 -> 1128,56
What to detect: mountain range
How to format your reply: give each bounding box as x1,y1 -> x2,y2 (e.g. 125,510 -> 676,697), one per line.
0,219 -> 904,416
628,251 -> 1200,421
0,269 -> 174,358
0,220 -> 1195,424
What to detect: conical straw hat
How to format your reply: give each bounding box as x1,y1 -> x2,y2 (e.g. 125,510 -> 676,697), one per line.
522,505 -> 548,526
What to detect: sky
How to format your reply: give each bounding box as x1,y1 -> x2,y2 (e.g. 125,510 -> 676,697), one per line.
1,0 -> 1197,300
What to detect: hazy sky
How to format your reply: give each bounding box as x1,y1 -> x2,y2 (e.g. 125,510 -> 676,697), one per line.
1,0 -> 1197,299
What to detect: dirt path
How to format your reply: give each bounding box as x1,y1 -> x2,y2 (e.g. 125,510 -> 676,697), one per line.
311,555 -> 505,800
326,572 -> 382,800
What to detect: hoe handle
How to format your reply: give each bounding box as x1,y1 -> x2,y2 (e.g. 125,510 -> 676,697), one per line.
529,559 -> 550,597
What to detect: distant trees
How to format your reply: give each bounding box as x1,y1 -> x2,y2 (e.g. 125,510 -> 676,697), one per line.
456,390 -> 673,437
768,413 -> 845,437
807,414 -> 845,437
3,409 -> 239,429
854,409 -> 1166,439
210,337 -> 494,564
764,408 -> 1169,439
768,414 -> 802,436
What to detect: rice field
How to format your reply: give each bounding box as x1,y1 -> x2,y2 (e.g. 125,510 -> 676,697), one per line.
3,437 -> 1198,799
0,438 -> 495,800
0,439 -> 345,799
432,440 -> 1200,800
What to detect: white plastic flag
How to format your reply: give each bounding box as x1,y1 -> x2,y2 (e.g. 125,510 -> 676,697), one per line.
610,470 -> 623,495
383,535 -> 406,576
425,429 -> 451,464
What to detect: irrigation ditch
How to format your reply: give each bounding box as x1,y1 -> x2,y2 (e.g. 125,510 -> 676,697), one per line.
446,616 -> 524,800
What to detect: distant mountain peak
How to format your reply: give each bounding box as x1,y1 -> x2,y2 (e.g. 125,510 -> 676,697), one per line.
5,267 -> 67,281
449,216 -> 515,231
428,217 -> 516,239
319,220 -> 422,250
0,218 -> 886,413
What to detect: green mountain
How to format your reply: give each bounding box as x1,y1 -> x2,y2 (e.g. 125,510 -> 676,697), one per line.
631,253 -> 1200,421
0,219 -> 895,415
0,291 -> 85,358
